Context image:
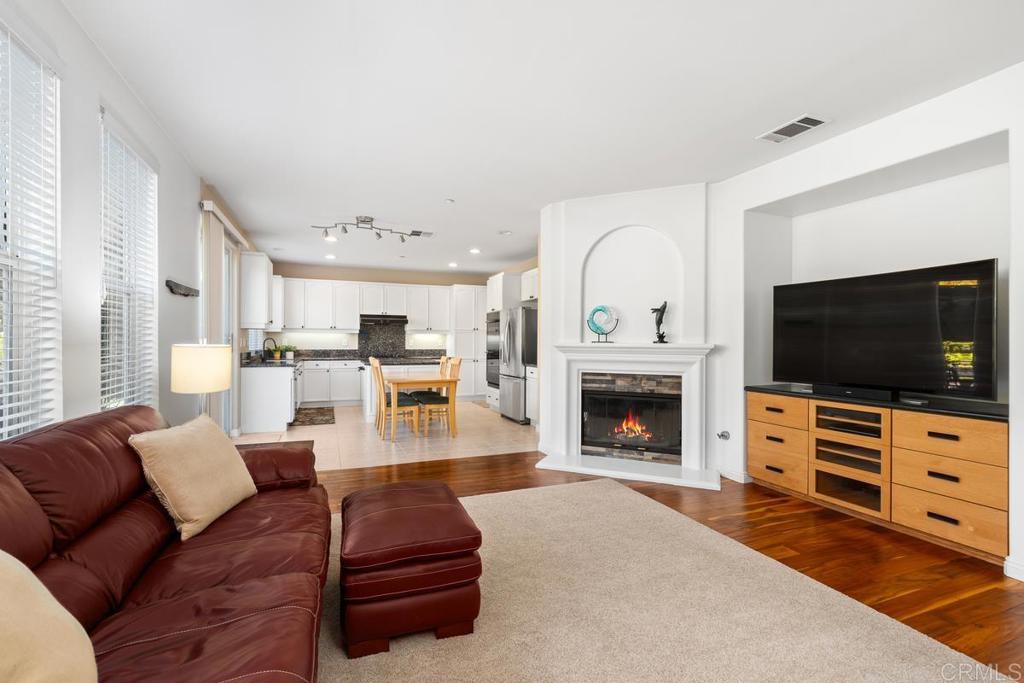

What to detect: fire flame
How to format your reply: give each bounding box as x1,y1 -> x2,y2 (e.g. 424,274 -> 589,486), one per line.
613,408 -> 653,441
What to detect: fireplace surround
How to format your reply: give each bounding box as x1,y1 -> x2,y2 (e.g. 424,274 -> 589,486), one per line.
537,343 -> 718,490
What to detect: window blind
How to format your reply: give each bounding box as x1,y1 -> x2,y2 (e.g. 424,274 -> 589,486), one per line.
100,118 -> 158,410
0,26 -> 61,438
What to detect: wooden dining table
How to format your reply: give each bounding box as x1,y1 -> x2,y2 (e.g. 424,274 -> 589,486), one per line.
385,374 -> 460,441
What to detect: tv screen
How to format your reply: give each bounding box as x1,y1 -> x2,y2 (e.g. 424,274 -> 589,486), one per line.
773,259 -> 996,399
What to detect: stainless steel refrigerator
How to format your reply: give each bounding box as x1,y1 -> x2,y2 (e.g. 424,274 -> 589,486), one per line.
499,306 -> 537,423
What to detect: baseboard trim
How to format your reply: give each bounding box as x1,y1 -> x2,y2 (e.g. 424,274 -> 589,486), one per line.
719,468 -> 753,484
1004,556 -> 1024,581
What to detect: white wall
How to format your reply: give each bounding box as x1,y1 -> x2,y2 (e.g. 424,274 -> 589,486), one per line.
705,60 -> 1024,577
1,0 -> 201,425
538,183 -> 707,458
790,164 -> 1010,399
743,212 -> 792,388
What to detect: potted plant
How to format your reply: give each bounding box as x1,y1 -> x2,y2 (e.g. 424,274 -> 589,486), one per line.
280,344 -> 297,360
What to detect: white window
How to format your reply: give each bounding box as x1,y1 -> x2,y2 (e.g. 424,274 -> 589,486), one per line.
0,27 -> 61,438
100,116 -> 158,409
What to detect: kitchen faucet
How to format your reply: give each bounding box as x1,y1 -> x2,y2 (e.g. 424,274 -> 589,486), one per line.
262,337 -> 278,359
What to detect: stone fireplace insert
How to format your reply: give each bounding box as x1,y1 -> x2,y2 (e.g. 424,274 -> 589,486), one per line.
580,372 -> 682,465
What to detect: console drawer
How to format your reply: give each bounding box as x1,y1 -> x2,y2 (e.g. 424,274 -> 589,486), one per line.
748,445 -> 807,494
892,484 -> 1007,556
893,411 -> 1007,467
746,420 -> 807,459
747,392 -> 807,430
892,448 -> 1007,511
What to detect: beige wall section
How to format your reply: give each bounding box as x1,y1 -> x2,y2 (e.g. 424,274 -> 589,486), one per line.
200,180 -> 257,246
503,256 -> 539,274
273,262 -> 488,285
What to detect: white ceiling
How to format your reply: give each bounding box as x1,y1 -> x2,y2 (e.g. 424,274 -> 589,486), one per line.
62,0 -> 1024,274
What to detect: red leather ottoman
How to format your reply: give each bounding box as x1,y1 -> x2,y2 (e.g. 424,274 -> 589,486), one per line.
340,481 -> 482,658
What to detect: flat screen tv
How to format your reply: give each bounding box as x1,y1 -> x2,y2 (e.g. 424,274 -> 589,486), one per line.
773,259 -> 997,400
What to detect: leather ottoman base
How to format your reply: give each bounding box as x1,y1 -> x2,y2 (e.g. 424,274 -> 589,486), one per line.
342,580 -> 480,658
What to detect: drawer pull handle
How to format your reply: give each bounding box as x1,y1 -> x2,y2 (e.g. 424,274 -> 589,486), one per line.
765,435 -> 785,444
765,407 -> 784,414
926,511 -> 960,526
927,470 -> 960,483
927,431 -> 961,442
765,465 -> 784,474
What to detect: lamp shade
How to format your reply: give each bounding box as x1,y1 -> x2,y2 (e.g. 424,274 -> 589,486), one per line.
171,344 -> 232,394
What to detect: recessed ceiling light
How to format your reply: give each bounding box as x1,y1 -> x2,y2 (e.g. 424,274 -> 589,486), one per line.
469,247 -> 481,255
498,230 -> 513,236
444,198 -> 456,205
448,262 -> 458,268
325,254 -> 336,260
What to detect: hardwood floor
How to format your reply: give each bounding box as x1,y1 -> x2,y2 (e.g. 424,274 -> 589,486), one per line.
319,451 -> 1024,672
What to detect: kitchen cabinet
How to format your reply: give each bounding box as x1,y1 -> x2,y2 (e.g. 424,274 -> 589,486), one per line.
384,285 -> 407,315
526,366 -> 539,424
328,363 -> 361,401
240,252 -> 273,328
282,278 -> 305,329
427,286 -> 451,330
360,284 -> 385,314
405,287 -> 430,330
266,275 -> 284,332
453,286 -> 476,330
475,359 -> 489,395
305,280 -> 333,329
521,267 -> 539,302
302,366 -> 330,402
486,272 -> 521,313
241,366 -> 294,433
332,282 -> 360,331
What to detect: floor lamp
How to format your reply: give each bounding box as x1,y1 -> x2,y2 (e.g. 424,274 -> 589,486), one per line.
171,343 -> 232,416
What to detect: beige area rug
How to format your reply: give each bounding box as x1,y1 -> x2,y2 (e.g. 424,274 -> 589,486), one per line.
317,479 -> 1001,682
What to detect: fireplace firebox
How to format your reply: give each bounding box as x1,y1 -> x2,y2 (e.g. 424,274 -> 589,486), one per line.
580,373 -> 682,465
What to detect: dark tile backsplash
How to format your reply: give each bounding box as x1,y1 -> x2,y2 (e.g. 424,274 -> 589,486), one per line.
359,322 -> 406,357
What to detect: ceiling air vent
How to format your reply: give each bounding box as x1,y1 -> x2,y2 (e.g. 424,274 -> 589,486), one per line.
756,115 -> 827,143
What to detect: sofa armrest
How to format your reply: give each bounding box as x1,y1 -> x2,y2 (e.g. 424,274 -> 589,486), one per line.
237,443 -> 317,491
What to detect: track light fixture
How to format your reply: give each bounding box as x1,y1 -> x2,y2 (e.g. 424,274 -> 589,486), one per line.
310,216 -> 432,244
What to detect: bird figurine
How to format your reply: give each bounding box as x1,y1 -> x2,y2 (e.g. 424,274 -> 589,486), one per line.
651,301 -> 668,343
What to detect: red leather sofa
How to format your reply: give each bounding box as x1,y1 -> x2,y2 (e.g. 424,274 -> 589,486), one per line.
0,406 -> 331,683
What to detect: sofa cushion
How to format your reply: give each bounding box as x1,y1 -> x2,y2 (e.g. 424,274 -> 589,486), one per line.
93,574 -> 321,683
0,406 -> 167,549
0,549 -> 98,683
343,550 -> 482,602
341,481 -> 482,569
128,414 -> 257,541
0,466 -> 53,567
124,486 -> 330,608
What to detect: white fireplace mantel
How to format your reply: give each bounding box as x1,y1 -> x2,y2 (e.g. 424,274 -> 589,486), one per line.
537,342 -> 720,490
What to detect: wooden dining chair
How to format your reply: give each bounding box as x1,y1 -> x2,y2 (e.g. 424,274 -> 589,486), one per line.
370,357 -> 420,440
414,357 -> 461,436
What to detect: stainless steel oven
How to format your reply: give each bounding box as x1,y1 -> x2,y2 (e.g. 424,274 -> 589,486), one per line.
486,311 -> 501,388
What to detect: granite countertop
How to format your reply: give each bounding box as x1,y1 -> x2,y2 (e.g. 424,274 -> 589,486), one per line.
240,359 -> 297,368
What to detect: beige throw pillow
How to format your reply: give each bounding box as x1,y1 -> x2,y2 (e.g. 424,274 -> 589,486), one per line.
129,414 -> 257,541
0,550 -> 98,683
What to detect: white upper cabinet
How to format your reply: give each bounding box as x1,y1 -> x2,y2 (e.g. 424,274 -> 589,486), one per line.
305,280 -> 333,329
359,284 -> 385,314
485,274 -> 501,313
240,252 -> 273,328
266,275 -> 284,332
384,285 -> 407,315
453,286 -> 476,331
405,286 -> 430,330
332,282 -> 360,331
282,278 -> 305,329
521,267 -> 539,302
427,287 -> 451,331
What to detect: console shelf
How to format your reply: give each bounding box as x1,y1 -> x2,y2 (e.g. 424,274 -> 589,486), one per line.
746,387 -> 1008,563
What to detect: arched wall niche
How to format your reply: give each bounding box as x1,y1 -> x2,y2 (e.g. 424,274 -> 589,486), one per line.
580,224 -> 684,343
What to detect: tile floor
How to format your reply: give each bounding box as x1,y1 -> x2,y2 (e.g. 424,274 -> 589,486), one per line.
233,400 -> 539,471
